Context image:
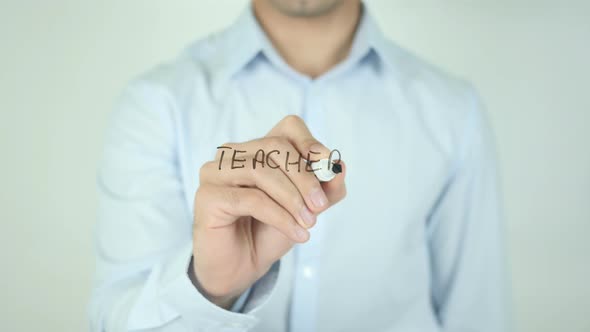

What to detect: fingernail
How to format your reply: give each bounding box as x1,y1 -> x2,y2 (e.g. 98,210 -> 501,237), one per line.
310,188 -> 328,209
295,226 -> 309,242
300,206 -> 316,227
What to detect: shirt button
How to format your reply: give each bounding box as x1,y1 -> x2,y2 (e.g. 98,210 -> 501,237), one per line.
303,266 -> 314,279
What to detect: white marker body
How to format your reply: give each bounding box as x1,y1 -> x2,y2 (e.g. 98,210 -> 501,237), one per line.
311,158 -> 337,182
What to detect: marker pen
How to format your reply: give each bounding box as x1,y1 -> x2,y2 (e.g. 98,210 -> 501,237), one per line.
311,158 -> 342,182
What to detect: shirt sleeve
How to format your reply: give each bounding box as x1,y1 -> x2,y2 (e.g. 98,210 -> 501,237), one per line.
426,88 -> 512,332
88,80 -> 276,332
229,260 -> 280,314
229,285 -> 253,313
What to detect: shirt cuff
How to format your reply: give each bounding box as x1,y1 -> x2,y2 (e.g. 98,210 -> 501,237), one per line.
230,286 -> 252,313
242,261 -> 280,313
127,242 -> 258,331
127,241 -> 280,331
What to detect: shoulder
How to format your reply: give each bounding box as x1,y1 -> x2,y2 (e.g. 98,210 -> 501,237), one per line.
124,26 -> 234,103
378,39 -> 487,157
380,39 -> 478,117
107,31 -> 232,140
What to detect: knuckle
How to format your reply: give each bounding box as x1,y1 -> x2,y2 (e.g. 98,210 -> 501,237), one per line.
195,184 -> 219,201
282,114 -> 303,125
198,161 -> 214,182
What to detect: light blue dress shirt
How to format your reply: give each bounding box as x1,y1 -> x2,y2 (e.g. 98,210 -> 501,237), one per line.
89,4 -> 511,332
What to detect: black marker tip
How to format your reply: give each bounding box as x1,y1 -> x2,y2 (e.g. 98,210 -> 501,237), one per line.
331,163 -> 342,174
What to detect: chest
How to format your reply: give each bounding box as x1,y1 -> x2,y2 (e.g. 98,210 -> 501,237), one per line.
178,76 -> 451,328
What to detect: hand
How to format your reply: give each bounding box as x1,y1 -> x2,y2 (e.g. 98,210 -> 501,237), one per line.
190,115 -> 346,309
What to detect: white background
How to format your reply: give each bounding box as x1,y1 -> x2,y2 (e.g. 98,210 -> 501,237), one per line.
1,1 -> 589,331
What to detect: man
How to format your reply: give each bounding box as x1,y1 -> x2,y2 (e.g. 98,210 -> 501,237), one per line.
90,0 -> 510,331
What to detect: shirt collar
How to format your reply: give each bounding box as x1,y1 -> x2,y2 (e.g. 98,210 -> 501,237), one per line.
347,4 -> 392,68
213,3 -> 393,83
